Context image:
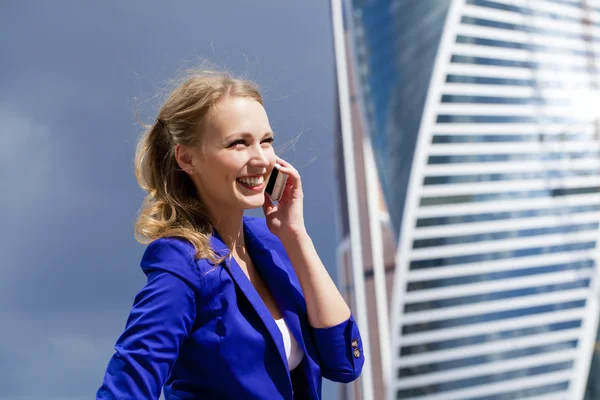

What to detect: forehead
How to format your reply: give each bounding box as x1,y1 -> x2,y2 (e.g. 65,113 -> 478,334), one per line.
203,96 -> 271,140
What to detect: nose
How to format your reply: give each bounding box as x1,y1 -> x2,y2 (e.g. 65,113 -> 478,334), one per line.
248,143 -> 269,167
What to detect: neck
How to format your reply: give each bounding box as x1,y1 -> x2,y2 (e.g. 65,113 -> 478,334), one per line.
210,208 -> 245,252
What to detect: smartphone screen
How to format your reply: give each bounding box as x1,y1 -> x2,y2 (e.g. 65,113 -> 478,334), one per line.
265,166 -> 280,196
265,165 -> 288,201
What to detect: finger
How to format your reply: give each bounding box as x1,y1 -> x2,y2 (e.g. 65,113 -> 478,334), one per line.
276,156 -> 290,166
275,163 -> 300,180
276,157 -> 298,172
262,193 -> 275,213
263,193 -> 273,208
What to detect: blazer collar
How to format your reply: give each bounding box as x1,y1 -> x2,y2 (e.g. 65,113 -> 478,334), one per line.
244,223 -> 307,354
210,221 -> 308,368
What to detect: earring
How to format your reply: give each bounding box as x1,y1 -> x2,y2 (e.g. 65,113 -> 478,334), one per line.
189,170 -> 194,174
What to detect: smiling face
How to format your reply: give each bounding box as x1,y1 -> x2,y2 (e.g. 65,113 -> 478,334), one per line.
179,95 -> 276,217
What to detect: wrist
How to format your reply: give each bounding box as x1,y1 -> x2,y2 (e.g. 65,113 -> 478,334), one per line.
278,226 -> 310,247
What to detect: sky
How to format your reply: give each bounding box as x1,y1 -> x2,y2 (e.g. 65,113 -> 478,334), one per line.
0,1 -> 343,399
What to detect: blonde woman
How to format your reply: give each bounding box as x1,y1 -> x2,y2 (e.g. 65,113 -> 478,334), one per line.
96,70 -> 364,399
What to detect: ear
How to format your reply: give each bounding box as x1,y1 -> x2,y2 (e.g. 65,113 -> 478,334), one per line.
175,143 -> 195,175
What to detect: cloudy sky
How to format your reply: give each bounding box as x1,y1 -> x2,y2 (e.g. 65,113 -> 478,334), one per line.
0,1 -> 344,398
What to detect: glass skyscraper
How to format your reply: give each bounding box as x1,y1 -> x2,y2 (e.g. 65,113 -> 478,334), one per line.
333,0 -> 600,399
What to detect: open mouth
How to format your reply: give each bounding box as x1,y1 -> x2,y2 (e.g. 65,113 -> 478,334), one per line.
236,175 -> 265,191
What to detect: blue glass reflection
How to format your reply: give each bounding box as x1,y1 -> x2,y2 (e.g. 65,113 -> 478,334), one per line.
398,340 -> 577,378
437,115 -> 581,123
584,321 -> 600,399
407,260 -> 595,291
420,186 -> 600,207
395,361 -> 573,398
467,0 -> 600,28
424,169 -> 600,184
416,204 -> 600,227
463,381 -> 570,400
400,320 -> 583,356
365,0 -> 453,233
402,300 -> 586,334
452,54 -> 591,72
404,279 -> 590,313
456,35 -> 596,58
542,0 -> 600,11
446,74 -> 557,87
412,222 -> 599,248
410,241 -> 596,270
441,94 -> 568,105
432,134 -> 579,144
461,16 -> 600,42
429,152 -> 600,164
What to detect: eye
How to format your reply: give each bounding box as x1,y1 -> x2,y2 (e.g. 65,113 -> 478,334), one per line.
262,137 -> 274,145
228,139 -> 246,148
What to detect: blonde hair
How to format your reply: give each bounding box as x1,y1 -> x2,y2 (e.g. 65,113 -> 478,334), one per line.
134,69 -> 263,261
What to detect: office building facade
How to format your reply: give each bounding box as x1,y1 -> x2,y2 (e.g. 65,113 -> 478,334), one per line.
333,0 -> 600,399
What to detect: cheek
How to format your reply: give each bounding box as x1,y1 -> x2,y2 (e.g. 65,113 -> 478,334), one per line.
266,148 -> 276,166
218,157 -> 245,184
204,154 -> 241,179
197,160 -> 229,187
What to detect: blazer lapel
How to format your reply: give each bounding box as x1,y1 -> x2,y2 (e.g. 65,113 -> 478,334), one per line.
244,222 -> 308,356
210,230 -> 290,373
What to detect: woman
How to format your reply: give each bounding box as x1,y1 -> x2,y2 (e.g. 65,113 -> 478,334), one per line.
97,70 -> 364,399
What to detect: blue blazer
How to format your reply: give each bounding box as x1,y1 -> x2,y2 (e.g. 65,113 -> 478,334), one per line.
97,216 -> 364,399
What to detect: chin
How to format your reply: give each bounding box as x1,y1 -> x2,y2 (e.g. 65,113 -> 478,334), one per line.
238,194 -> 265,210
246,199 -> 265,209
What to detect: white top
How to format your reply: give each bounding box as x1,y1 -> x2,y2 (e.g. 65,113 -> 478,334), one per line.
275,318 -> 305,370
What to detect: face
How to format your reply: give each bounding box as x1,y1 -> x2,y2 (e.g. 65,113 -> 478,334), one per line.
179,96 -> 276,215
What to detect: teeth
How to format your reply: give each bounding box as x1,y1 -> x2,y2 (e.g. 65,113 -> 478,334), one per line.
237,176 -> 264,186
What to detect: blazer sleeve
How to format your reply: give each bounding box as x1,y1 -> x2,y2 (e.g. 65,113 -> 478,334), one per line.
244,217 -> 365,383
96,270 -> 196,400
311,313 -> 365,383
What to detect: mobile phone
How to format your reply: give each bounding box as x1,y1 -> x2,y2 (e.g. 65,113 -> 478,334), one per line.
265,164 -> 288,202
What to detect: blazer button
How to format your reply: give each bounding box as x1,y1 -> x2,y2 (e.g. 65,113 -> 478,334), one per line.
352,339 -> 359,348
353,348 -> 361,358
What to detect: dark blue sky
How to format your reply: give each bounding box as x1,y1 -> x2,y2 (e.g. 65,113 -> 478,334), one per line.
0,2 -> 343,398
